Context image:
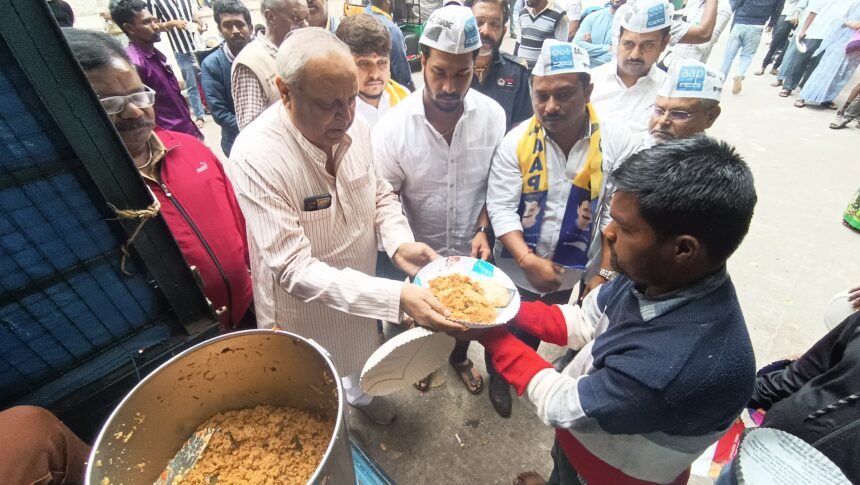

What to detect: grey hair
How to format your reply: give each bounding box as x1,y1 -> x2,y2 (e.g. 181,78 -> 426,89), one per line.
276,27 -> 352,89
261,0 -> 287,12
700,98 -> 720,109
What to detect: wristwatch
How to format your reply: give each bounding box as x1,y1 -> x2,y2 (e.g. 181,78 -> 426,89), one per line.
475,226 -> 490,235
598,268 -> 617,281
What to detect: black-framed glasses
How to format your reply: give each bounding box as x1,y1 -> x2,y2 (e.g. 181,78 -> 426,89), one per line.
99,86 -> 156,115
650,105 -> 694,122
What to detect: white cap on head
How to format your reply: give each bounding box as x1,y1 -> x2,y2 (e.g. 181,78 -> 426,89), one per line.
419,5 -> 481,55
532,40 -> 591,77
620,0 -> 674,33
657,59 -> 723,101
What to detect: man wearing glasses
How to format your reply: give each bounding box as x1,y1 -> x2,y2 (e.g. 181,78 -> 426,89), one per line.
644,59 -> 723,149
63,28 -> 255,332
109,0 -> 202,139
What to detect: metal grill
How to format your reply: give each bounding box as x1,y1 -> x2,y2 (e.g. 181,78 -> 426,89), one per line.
0,39 -> 174,407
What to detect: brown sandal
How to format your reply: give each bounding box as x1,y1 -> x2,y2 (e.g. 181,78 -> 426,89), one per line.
450,358 -> 483,394
414,374 -> 431,392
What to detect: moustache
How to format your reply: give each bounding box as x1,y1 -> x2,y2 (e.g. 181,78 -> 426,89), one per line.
625,59 -> 644,66
437,93 -> 461,102
115,118 -> 155,132
542,113 -> 566,122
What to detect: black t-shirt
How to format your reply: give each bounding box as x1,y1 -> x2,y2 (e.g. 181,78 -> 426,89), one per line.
472,52 -> 534,132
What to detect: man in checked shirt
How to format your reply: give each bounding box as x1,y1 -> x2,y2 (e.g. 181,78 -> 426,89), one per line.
231,0 -> 310,130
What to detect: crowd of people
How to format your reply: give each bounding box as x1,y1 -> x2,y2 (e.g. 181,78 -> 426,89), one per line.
5,0 -> 859,483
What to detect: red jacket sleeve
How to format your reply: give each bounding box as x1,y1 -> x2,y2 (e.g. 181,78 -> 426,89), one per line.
510,301 -> 569,347
479,327 -> 553,395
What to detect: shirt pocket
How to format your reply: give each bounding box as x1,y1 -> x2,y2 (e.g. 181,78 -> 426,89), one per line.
298,205 -> 335,223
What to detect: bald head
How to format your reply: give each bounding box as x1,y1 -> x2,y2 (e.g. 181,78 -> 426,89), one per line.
277,27 -> 355,90
263,0 -> 309,45
275,28 -> 358,150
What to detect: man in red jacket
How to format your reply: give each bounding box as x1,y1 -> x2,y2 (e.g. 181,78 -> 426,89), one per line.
64,28 -> 253,331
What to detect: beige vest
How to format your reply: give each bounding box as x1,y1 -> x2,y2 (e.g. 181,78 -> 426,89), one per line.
232,39 -> 281,107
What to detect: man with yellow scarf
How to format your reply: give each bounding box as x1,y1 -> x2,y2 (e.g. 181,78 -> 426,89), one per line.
336,14 -> 411,128
486,40 -> 635,417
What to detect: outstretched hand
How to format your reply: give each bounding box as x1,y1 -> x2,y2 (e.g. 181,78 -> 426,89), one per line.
392,242 -> 440,277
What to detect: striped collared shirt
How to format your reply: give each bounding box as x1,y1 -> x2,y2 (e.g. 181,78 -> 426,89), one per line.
229,104 -> 415,375
148,0 -> 197,54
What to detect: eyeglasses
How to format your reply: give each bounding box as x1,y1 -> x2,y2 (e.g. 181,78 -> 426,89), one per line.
650,105 -> 694,122
98,86 -> 156,115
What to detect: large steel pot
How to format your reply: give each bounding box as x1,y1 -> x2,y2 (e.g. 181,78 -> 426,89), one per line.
86,329 -> 355,484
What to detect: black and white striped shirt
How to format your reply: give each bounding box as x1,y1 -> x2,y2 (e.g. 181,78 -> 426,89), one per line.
148,0 -> 197,54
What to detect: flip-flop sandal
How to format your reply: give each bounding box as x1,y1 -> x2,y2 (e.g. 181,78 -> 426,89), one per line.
794,100 -> 806,108
413,374 -> 431,392
821,101 -> 839,110
754,69 -> 765,76
771,79 -> 784,87
450,358 -> 483,395
779,89 -> 792,97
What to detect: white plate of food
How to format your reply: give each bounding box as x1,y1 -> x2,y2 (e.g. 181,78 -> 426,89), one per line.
413,256 -> 521,328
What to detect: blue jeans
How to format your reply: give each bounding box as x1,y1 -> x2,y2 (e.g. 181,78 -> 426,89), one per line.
720,24 -> 765,78
174,51 -> 205,119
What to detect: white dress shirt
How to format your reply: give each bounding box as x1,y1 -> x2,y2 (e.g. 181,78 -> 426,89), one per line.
667,0 -> 734,64
487,118 -> 636,294
356,91 -> 393,128
229,104 -> 415,375
805,0 -> 852,40
373,89 -> 506,256
590,61 -> 667,134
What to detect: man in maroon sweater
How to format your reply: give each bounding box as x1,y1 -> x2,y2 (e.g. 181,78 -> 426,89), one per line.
64,28 -> 253,331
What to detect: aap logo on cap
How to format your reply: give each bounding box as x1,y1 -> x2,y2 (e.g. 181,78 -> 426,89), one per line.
464,16 -> 480,50
676,65 -> 706,92
549,44 -> 574,71
646,4 -> 666,29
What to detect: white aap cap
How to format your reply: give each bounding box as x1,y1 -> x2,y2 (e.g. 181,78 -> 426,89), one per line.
419,6 -> 481,55
532,40 -> 591,77
657,59 -> 723,101
620,0 -> 674,33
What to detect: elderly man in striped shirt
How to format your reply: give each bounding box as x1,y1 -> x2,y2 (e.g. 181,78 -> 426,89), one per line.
230,28 -> 466,425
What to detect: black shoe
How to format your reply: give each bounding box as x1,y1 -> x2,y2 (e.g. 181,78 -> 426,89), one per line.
488,374 -> 512,418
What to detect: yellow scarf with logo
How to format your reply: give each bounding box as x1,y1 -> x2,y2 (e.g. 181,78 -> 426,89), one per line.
385,80 -> 410,108
516,103 -> 602,199
510,103 -> 603,269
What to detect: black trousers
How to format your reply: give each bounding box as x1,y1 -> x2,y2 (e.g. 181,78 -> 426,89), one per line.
485,287 -> 573,378
762,16 -> 794,69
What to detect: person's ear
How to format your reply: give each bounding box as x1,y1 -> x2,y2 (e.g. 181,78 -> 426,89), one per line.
420,51 -> 426,69
276,76 -> 291,106
673,235 -> 700,265
704,105 -> 721,129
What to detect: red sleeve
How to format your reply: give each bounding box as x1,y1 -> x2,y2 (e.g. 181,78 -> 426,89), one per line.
510,301 -> 569,347
479,327 -> 553,396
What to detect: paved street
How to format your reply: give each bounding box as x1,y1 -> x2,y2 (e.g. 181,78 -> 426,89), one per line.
69,1 -> 860,482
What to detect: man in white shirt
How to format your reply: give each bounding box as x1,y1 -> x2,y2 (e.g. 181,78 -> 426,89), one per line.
335,14 -> 410,127
487,40 -> 635,418
662,0 -> 733,67
373,6 -> 507,404
642,59 -> 723,148
777,0 -> 849,95
230,28 -> 464,426
590,0 -> 672,134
